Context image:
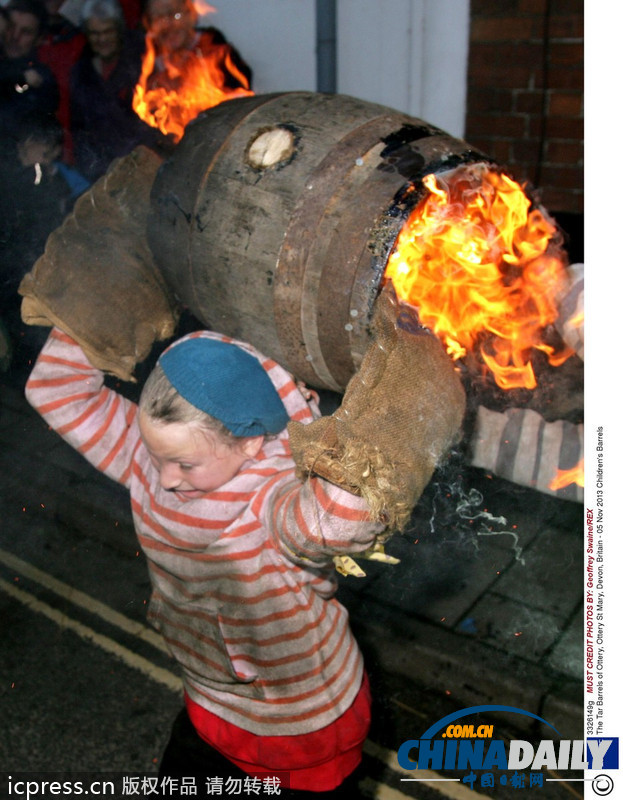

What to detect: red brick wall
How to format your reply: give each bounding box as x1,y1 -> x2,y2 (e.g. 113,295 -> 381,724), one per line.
465,0 -> 584,217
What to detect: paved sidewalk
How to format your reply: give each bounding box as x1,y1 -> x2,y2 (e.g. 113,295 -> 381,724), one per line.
0,354 -> 584,742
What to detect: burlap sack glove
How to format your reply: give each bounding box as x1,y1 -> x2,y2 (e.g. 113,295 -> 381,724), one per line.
19,146 -> 178,381
288,283 -> 466,531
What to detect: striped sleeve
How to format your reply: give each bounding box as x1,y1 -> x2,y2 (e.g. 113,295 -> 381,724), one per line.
555,263 -> 584,361
25,328 -> 141,489
254,473 -> 385,565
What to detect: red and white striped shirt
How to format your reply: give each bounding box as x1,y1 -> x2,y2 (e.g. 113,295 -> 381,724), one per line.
26,329 -> 384,747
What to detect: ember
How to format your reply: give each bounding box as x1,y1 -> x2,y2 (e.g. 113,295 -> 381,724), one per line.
132,0 -> 253,141
384,164 -> 571,390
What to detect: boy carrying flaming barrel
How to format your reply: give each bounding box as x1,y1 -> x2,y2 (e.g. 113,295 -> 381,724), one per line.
19,147 -> 465,796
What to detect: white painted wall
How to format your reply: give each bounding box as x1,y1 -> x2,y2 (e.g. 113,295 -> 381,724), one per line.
202,0 -> 470,137
199,1 -> 317,94
337,0 -> 470,136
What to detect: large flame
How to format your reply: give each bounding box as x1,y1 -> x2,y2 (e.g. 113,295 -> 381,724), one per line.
384,164 -> 570,390
132,35 -> 253,142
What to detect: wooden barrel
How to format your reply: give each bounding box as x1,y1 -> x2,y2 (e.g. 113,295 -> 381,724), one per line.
148,91 -> 489,391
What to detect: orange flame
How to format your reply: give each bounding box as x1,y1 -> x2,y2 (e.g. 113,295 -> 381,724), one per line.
549,458 -> 585,491
384,164 -> 568,389
132,35 -> 253,142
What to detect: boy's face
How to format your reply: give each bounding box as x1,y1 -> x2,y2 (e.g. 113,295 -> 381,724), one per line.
139,412 -> 263,499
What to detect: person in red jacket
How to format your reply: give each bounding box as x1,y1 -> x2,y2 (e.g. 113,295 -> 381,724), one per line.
36,0 -> 85,160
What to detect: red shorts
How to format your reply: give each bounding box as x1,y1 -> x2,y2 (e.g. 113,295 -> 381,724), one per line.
185,672 -> 372,791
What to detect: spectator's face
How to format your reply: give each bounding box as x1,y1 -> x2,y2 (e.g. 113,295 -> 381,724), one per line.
85,17 -> 121,62
147,0 -> 196,53
5,9 -> 41,59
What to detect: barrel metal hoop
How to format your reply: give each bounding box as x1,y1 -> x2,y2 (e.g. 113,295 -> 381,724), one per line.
274,113 -> 413,390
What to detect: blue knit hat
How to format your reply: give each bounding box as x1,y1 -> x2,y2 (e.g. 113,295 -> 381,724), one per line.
159,337 -> 290,436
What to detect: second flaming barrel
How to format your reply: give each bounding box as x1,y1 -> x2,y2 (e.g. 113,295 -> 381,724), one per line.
148,91 -> 489,391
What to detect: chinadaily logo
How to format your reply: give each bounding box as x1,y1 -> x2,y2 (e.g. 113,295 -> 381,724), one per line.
396,705 -> 619,793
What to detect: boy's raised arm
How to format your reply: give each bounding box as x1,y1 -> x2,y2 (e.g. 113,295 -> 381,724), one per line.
287,284 -> 466,533
25,328 -> 142,489
263,285 -> 466,569
259,470 -> 386,568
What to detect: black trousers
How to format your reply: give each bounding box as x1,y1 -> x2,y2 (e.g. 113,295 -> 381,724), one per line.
158,707 -> 366,798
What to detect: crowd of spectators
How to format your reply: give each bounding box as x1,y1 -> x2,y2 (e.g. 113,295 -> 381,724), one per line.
0,0 -> 252,368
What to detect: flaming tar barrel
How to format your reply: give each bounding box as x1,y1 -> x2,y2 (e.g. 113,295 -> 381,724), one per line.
148,91 -> 489,391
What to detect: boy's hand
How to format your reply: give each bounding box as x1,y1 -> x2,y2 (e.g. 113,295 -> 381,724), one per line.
288,283 -> 466,531
19,147 -> 178,381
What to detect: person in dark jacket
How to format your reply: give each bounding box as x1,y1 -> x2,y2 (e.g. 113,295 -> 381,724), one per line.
70,0 -> 163,181
0,111 -> 86,362
0,0 -> 59,151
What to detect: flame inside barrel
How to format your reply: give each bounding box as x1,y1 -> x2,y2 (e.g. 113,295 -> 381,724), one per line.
384,164 -> 572,390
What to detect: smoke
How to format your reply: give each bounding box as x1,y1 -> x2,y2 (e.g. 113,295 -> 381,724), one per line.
407,448 -> 525,564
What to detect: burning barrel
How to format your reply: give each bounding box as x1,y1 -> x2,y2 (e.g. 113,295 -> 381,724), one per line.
20,90 -> 580,497
148,91 -> 492,392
